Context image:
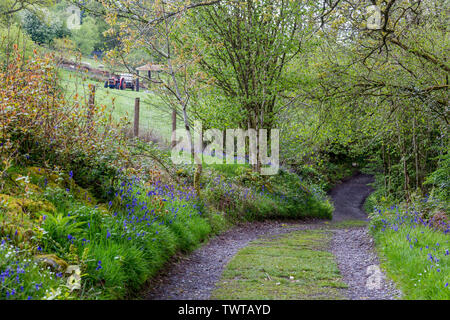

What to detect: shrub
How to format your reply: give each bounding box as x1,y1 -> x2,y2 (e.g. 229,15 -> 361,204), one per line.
0,47 -> 129,199
203,169 -> 333,221
424,150 -> 450,205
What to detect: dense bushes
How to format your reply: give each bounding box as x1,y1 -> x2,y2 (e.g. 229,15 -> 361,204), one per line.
21,10 -> 70,46
424,150 -> 450,206
202,167 -> 333,221
0,47 -> 129,200
363,150 -> 449,221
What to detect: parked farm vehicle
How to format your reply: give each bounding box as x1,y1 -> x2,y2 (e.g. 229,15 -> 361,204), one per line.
104,73 -> 136,90
119,74 -> 135,91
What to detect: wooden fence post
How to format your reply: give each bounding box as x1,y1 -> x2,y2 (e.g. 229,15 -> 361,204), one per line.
136,70 -> 140,92
87,85 -> 96,127
134,97 -> 140,137
88,85 -> 96,107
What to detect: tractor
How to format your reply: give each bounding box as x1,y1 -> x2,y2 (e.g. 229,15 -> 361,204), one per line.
104,75 -> 121,89
104,73 -> 135,90
119,74 -> 135,91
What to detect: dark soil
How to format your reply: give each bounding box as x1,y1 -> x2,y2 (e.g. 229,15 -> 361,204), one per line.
144,173 -> 401,300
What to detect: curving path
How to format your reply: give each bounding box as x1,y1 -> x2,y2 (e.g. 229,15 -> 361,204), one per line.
144,173 -> 400,300
329,173 -> 374,222
145,220 -> 320,299
329,173 -> 400,299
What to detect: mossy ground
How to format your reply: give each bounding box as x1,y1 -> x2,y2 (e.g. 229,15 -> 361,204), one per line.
0,166 -> 98,245
211,229 -> 347,300
329,220 -> 369,229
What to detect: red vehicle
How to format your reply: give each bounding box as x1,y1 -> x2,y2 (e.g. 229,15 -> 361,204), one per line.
119,74 -> 135,91
104,75 -> 121,89
104,74 -> 135,90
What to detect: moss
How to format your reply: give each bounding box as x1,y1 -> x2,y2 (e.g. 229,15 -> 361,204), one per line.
6,167 -> 96,206
22,167 -> 98,205
0,193 -> 56,245
34,254 -> 69,272
330,220 -> 369,228
0,194 -> 56,217
71,184 -> 98,206
24,167 -> 58,183
0,223 -> 34,246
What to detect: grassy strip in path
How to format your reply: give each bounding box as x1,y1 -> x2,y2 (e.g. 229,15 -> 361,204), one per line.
211,229 -> 347,299
329,220 -> 369,229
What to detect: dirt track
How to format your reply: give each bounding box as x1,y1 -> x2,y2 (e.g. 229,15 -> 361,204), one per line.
144,173 -> 400,300
329,173 -> 374,222
144,220 -> 320,300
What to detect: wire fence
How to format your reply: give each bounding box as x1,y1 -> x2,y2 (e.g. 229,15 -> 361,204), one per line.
59,77 -> 175,144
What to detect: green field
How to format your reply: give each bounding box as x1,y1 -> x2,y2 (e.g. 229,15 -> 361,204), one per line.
59,69 -> 175,143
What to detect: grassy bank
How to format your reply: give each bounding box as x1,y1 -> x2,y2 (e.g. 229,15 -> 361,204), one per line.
369,204 -> 449,300
0,163 -> 332,300
201,165 -> 333,222
0,166 -> 230,299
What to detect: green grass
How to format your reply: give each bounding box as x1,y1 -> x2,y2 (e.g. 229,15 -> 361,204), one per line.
211,229 -> 347,300
372,223 -> 449,300
369,205 -> 450,300
330,220 -> 369,228
38,181 -> 215,299
58,69 -> 175,142
206,163 -> 250,178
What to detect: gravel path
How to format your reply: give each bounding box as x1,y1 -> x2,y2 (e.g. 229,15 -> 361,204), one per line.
328,173 -> 401,299
144,173 -> 401,300
331,228 -> 401,300
329,173 -> 374,222
145,220 -> 321,300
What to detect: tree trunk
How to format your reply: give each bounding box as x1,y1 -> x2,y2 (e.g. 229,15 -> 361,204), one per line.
171,108 -> 177,148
